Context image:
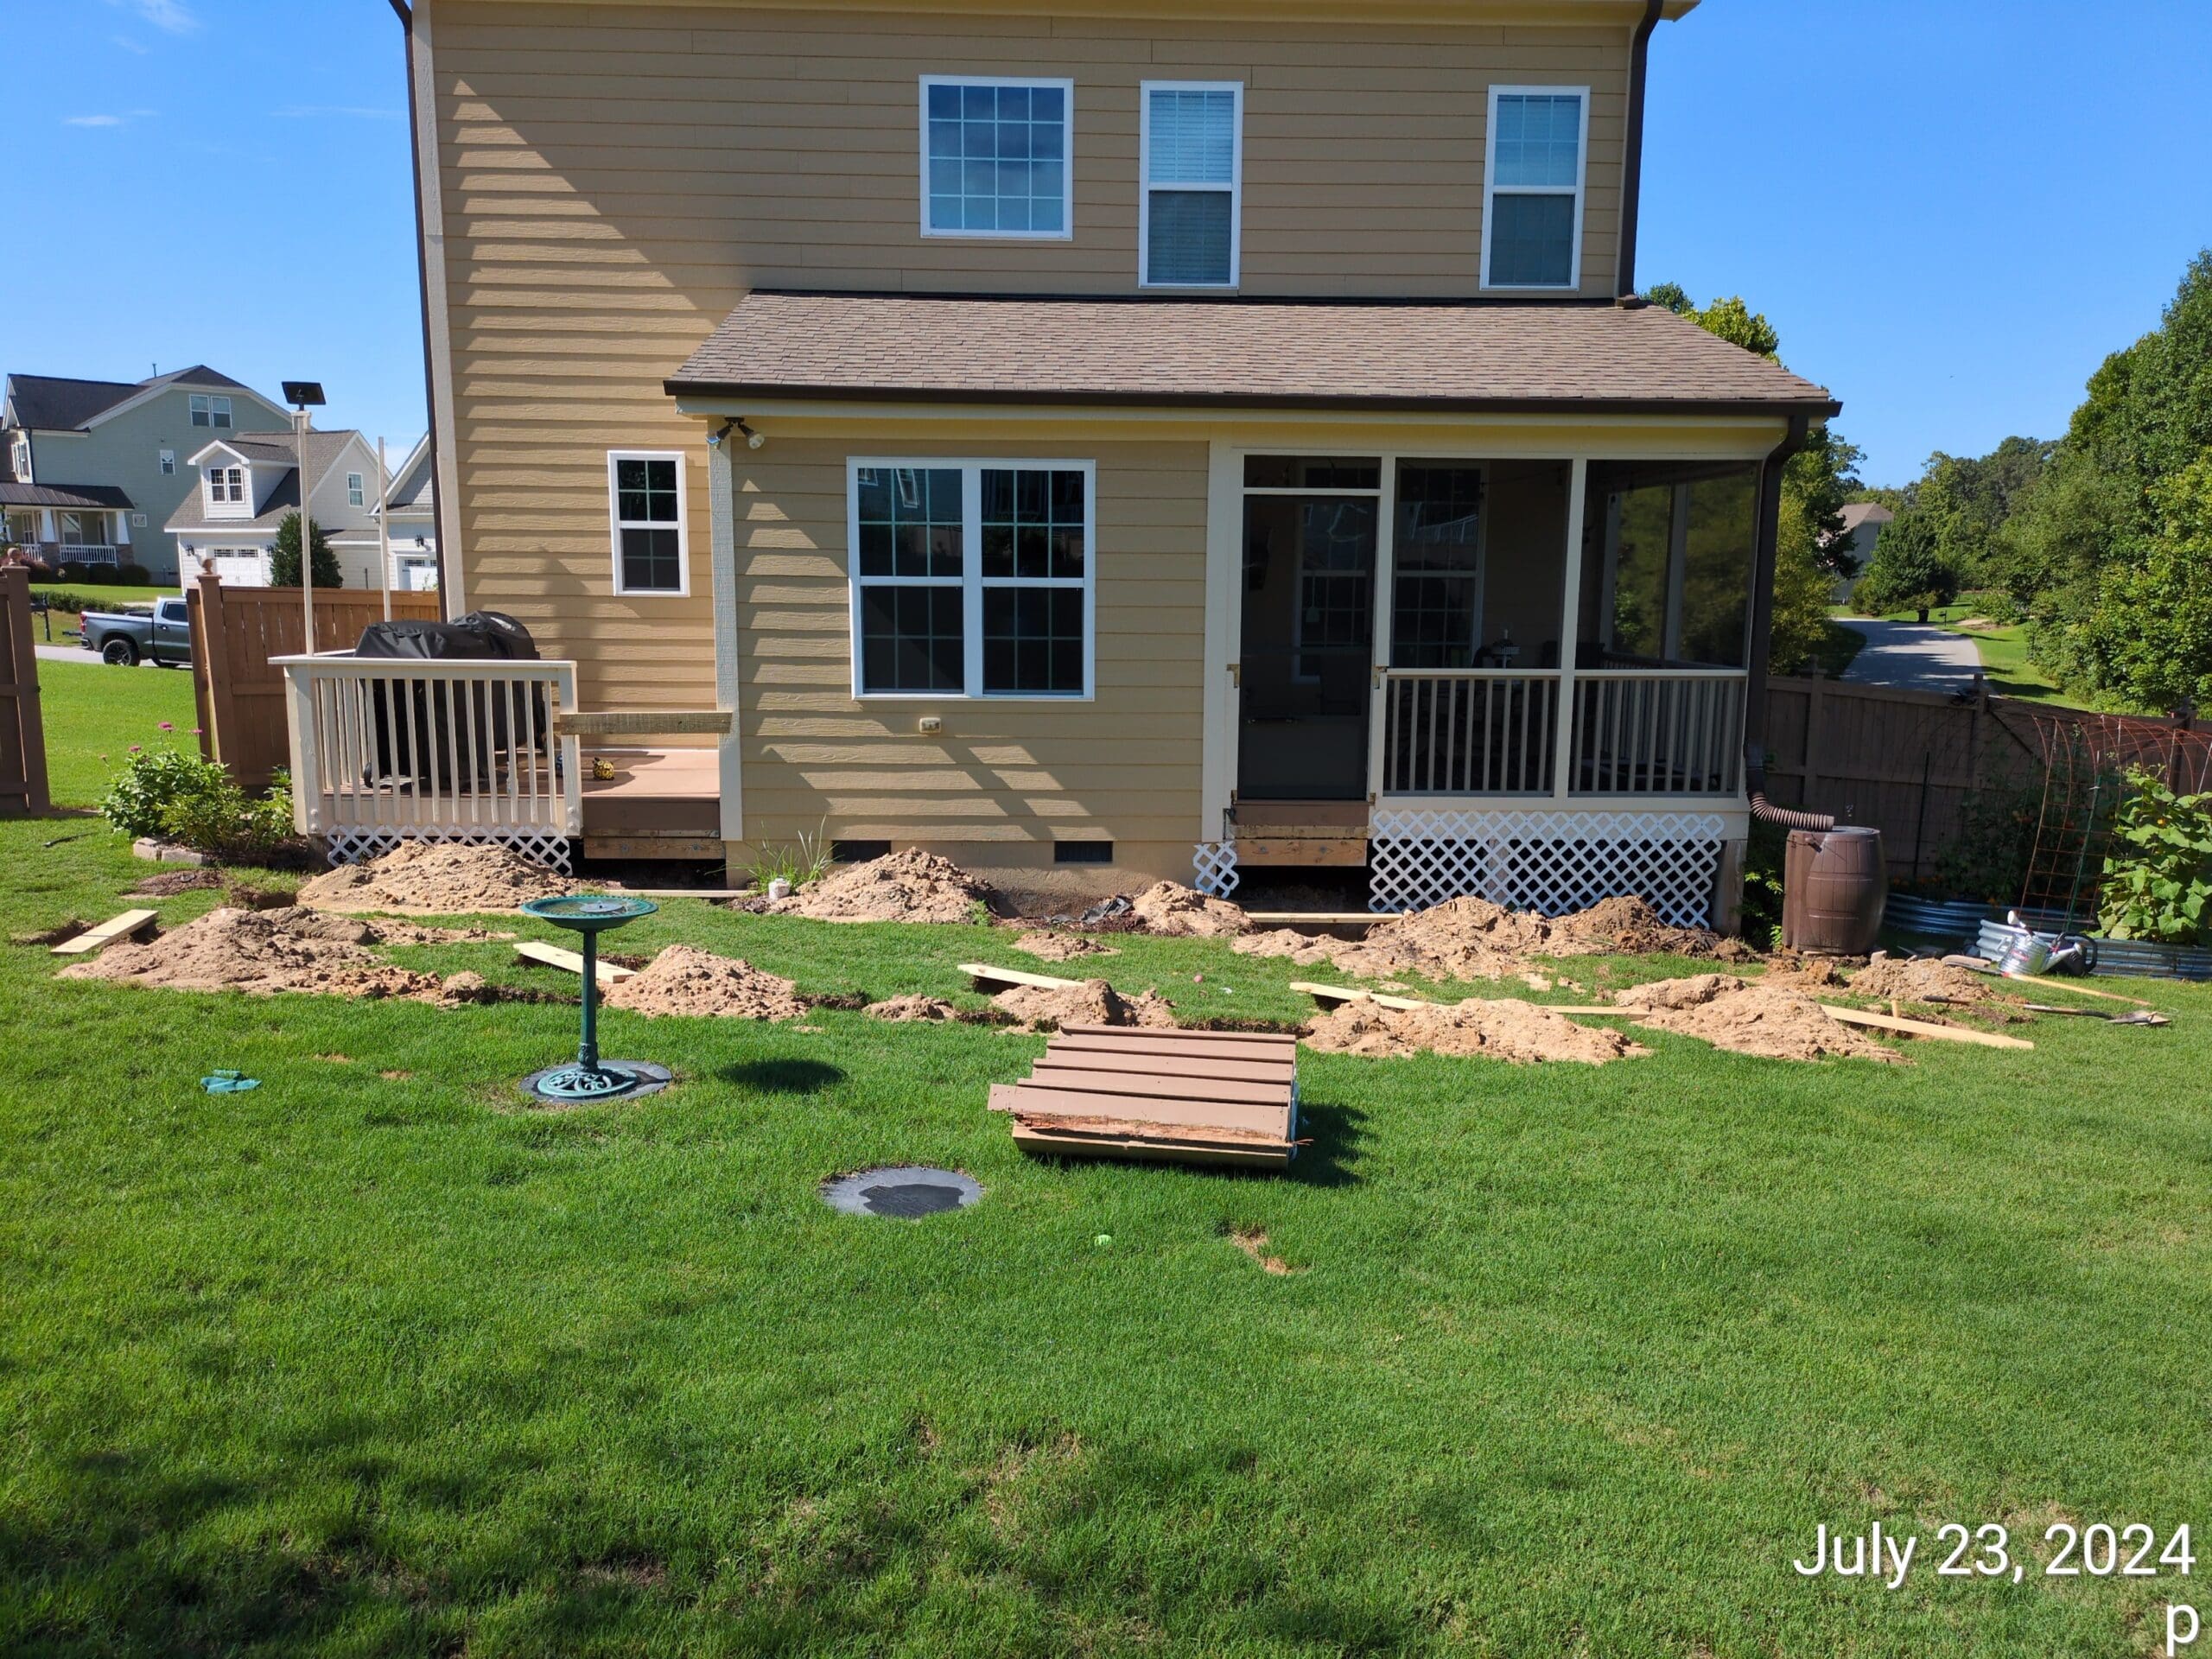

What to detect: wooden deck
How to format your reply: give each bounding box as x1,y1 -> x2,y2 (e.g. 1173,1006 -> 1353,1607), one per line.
579,747 -> 720,856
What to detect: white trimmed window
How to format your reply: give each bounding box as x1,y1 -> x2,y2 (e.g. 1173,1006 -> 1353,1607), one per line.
1141,81 -> 1242,289
920,77 -> 1072,238
1482,86 -> 1588,290
205,465 -> 245,505
159,448 -> 175,475
849,460 -> 1094,699
189,393 -> 232,429
346,471 -> 365,507
10,435 -> 30,481
607,450 -> 687,595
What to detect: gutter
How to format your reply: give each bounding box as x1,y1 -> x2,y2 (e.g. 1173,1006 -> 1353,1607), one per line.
1615,0 -> 1666,298
388,0 -> 448,601
1740,412 -> 1836,832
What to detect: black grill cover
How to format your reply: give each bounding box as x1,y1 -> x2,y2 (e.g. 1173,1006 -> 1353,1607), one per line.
354,610 -> 539,662
353,612 -> 545,789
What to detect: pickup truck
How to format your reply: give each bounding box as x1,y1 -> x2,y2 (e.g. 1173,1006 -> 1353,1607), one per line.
79,595 -> 193,667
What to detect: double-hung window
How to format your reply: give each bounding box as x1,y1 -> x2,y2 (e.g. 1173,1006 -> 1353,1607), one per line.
850,460 -> 1094,699
206,466 -> 244,505
920,77 -> 1072,238
1483,86 -> 1587,289
1141,81 -> 1242,288
607,451 -> 687,595
189,393 -> 232,429
159,448 -> 175,475
346,471 -> 365,507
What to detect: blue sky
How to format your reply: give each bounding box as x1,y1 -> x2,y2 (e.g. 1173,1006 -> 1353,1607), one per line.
9,1 -> 2211,486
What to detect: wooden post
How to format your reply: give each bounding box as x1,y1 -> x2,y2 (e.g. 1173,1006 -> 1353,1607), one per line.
0,568 -> 50,817
376,435 -> 393,622
296,409 -> 315,655
196,572 -> 238,771
1550,458 -> 1589,802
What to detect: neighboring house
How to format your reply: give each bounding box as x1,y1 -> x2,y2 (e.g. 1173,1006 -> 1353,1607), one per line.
0,366 -> 289,582
359,0 -> 1838,921
167,426 -> 391,590
1829,501 -> 1893,603
378,434 -> 440,591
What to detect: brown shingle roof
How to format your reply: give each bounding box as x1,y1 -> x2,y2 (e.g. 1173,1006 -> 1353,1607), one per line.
669,292 -> 1839,416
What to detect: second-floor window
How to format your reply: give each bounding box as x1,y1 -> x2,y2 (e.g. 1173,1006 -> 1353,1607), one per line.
920,77 -> 1071,238
206,466 -> 244,505
10,435 -> 29,481
1483,86 -> 1588,290
1141,82 -> 1242,289
190,393 -> 232,429
347,471 -> 365,507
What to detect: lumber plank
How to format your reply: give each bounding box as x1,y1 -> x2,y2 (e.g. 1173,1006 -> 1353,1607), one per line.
960,961 -> 1085,992
1820,1004 -> 2035,1050
1013,1114 -> 1291,1150
1036,1048 -> 1296,1085
50,909 -> 157,957
1289,980 -> 1434,1012
1243,911 -> 1395,925
1057,1022 -> 1292,1046
515,940 -> 639,984
995,1084 -> 1290,1137
1026,1065 -> 1289,1108
553,709 -> 733,736
1009,1122 -> 1290,1170
1048,1033 -> 1300,1065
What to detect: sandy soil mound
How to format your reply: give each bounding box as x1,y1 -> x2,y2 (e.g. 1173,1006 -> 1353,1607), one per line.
1010,931 -> 1120,963
770,849 -> 995,925
1618,976 -> 1905,1063
1131,882 -> 1248,938
601,944 -> 808,1020
58,906 -> 442,1001
298,842 -> 569,915
1302,996 -> 1646,1065
372,921 -> 518,945
864,994 -> 963,1023
992,978 -> 1179,1032
1231,928 -> 1342,968
1846,957 -> 1999,1005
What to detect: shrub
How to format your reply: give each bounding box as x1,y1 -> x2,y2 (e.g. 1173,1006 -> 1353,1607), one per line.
1738,819 -> 1788,950
159,769 -> 296,864
1929,777 -> 2044,904
84,563 -> 119,586
115,562 -> 152,585
2098,768 -> 2212,946
100,747 -> 230,840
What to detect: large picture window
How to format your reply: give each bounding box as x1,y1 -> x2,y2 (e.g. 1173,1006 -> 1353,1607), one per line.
920,77 -> 1072,238
850,460 -> 1095,698
1482,86 -> 1587,290
1141,81 -> 1242,288
607,450 -> 687,595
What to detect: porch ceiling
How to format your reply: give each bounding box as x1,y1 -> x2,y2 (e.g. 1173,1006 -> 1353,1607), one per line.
669,292 -> 1839,418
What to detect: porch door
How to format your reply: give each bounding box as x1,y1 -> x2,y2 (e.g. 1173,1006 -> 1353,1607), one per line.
1236,458 -> 1381,801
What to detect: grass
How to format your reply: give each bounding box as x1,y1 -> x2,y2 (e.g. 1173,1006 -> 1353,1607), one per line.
7,713 -> 2212,1654
29,583 -> 178,641
33,656 -> 200,811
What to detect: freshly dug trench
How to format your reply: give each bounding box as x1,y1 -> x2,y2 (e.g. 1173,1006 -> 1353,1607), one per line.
864,994 -> 964,1023
991,979 -> 1179,1033
1009,931 -> 1120,963
1301,995 -> 1646,1065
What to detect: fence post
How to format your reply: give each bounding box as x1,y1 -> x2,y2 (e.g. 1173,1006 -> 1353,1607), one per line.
196,573 -> 239,771
0,568 -> 50,817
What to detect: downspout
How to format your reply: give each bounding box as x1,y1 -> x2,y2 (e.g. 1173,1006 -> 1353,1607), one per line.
1614,0 -> 1665,298
1742,412 -> 1834,831
389,0 -> 449,604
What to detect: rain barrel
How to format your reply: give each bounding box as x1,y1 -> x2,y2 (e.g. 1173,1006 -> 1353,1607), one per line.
1782,827 -> 1887,954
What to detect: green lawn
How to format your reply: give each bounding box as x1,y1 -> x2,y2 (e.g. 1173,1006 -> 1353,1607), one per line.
6,785 -> 2212,1649
30,583 -> 179,643
33,656 -> 200,811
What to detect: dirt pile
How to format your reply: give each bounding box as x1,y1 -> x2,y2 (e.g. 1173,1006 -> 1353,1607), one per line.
1130,882 -> 1248,938
298,842 -> 569,915
1617,975 -> 1905,1064
130,869 -> 222,898
1010,931 -> 1120,963
991,978 -> 1179,1033
769,849 -> 995,925
864,994 -> 964,1023
1845,957 -> 1999,1005
1549,895 -> 1753,961
58,906 -> 443,1001
601,944 -> 808,1020
1301,996 -> 1646,1065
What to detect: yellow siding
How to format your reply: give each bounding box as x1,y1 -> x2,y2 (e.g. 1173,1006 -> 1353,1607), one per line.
428,0 -> 1635,714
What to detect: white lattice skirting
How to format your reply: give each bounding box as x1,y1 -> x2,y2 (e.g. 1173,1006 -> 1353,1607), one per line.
1192,841 -> 1241,899
1368,810 -> 1729,927
322,829 -> 575,877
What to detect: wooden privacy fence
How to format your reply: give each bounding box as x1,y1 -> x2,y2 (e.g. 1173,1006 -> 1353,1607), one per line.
190,575 -> 439,791
0,569 -> 51,817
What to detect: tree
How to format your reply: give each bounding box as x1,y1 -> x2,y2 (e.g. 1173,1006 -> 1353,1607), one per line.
2072,453 -> 2212,712
270,512 -> 341,588
1854,507 -> 1959,622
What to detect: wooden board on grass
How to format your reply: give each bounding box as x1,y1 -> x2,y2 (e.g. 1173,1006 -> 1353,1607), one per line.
50,909 -> 156,957
515,940 -> 638,984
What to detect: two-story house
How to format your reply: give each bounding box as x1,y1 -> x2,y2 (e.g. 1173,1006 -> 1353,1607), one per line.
0,366 -> 290,582
167,425 -> 394,591
350,0 -> 1835,920
378,433 -> 442,591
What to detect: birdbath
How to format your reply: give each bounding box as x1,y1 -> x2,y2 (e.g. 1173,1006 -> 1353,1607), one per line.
518,894 -> 671,1103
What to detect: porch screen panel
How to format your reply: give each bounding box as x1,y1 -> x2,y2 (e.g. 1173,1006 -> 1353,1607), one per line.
1295,501 -> 1376,683
1391,464 -> 1484,668
1606,485 -> 1673,661
1678,469 -> 1758,668
855,466 -> 965,692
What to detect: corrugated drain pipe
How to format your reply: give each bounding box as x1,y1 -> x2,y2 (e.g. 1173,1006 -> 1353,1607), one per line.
1741,413 -> 1836,832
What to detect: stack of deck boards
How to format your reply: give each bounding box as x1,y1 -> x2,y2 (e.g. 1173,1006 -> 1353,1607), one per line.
988,1024 -> 1300,1172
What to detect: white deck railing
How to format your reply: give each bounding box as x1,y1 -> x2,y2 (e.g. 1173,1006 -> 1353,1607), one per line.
1568,669 -> 1745,797
277,652 -> 582,843
1380,666 -> 1748,799
1380,670 -> 1560,795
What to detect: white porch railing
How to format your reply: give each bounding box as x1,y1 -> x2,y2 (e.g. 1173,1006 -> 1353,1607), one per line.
57,544 -> 121,563
1380,671 -> 1559,795
277,652 -> 582,854
1568,669 -> 1745,797
1379,667 -> 1747,799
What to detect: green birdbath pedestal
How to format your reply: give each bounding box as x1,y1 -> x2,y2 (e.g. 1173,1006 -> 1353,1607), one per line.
518,894 -> 670,1103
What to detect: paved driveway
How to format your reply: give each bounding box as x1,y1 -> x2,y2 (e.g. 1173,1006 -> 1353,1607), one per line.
1838,619 -> 1985,694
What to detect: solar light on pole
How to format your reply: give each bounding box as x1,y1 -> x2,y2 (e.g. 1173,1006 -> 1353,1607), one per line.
282,381 -> 324,650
